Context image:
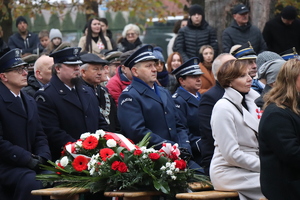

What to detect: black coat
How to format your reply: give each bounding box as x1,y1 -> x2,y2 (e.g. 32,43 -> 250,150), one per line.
263,16 -> 300,54
0,82 -> 50,199
222,20 -> 267,54
173,18 -> 218,62
198,81 -> 224,175
22,74 -> 41,97
259,103 -> 300,200
35,74 -> 108,161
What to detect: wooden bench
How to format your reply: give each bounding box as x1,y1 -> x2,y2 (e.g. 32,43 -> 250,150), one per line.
188,182 -> 214,191
104,190 -> 163,200
31,187 -> 89,200
176,190 -> 239,200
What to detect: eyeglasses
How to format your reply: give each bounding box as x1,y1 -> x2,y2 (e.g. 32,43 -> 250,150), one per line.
5,66 -> 28,74
126,33 -> 136,37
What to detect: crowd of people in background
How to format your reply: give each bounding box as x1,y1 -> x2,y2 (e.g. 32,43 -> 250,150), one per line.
0,2 -> 300,200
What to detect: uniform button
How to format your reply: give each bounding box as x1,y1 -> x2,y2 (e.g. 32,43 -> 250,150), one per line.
13,155 -> 16,158
165,112 -> 167,114
169,128 -> 172,131
85,116 -> 87,118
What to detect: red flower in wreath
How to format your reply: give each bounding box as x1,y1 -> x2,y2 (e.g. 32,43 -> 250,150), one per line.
174,159 -> 187,170
56,163 -> 65,174
100,148 -> 115,161
134,149 -> 142,156
72,155 -> 89,172
111,161 -> 128,173
82,135 -> 98,150
149,153 -> 160,161
103,134 -> 114,140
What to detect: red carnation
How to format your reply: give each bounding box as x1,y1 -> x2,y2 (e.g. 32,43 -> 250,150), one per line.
175,159 -> 187,170
82,136 -> 98,150
134,149 -> 142,156
149,153 -> 160,161
100,148 -> 115,161
111,161 -> 128,173
72,155 -> 89,172
103,134 -> 114,140
56,163 -> 65,174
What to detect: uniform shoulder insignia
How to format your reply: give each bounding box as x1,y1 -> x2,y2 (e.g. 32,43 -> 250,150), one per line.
120,97 -> 132,106
39,83 -> 50,91
35,95 -> 46,102
175,104 -> 180,108
122,85 -> 131,92
172,93 -> 178,98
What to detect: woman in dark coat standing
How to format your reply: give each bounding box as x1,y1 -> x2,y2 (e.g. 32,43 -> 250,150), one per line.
259,58 -> 300,200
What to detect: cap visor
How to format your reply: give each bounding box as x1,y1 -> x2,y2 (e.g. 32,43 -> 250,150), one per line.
63,60 -> 83,65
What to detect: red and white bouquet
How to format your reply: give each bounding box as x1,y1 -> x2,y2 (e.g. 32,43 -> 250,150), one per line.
37,130 -> 209,198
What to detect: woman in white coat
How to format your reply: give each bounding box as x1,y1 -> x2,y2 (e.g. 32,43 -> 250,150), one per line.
210,59 -> 265,200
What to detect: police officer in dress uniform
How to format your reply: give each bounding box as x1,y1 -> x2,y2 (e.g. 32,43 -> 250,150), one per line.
118,45 -> 204,173
0,49 -> 51,200
171,57 -> 204,165
80,53 -> 120,132
35,47 -> 108,161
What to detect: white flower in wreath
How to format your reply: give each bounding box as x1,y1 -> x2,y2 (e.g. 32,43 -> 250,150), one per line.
75,140 -> 83,149
106,139 -> 117,147
171,175 -> 177,180
166,170 -> 173,175
80,132 -> 91,140
91,133 -> 100,140
95,129 -> 106,137
60,156 -> 69,167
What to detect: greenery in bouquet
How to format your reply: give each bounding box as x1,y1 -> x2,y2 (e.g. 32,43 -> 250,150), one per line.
37,130 -> 210,198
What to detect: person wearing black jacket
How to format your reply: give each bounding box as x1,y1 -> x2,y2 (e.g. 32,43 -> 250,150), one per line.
263,5 -> 300,55
8,16 -> 39,55
222,4 -> 267,54
173,4 -> 218,62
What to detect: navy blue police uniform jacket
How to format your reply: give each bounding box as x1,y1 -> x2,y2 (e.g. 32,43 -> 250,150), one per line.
35,74 -> 108,161
118,79 -> 191,152
172,87 -> 202,164
198,81 -> 225,175
0,82 -> 51,197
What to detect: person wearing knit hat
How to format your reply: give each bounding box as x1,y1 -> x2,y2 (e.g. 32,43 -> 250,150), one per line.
255,59 -> 286,108
256,51 -> 283,70
222,4 -> 267,54
263,5 -> 300,55
8,16 -> 39,55
43,29 -> 63,55
153,46 -> 171,89
173,4 -> 218,62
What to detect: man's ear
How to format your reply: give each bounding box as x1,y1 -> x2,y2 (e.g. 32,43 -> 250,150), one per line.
178,77 -> 184,85
131,67 -> 138,77
0,73 -> 8,82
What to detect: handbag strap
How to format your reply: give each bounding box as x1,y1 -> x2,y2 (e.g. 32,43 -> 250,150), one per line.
222,97 -> 258,139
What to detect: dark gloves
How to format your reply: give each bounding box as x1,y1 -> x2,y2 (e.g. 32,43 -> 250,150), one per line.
179,147 -> 192,162
27,154 -> 47,171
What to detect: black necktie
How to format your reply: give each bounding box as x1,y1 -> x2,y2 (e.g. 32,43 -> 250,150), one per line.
16,96 -> 26,113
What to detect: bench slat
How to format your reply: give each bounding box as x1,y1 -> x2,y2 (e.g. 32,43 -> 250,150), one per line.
176,190 -> 239,200
31,187 -> 89,196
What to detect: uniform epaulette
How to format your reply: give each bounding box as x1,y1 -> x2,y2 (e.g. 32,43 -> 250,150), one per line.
122,85 -> 132,92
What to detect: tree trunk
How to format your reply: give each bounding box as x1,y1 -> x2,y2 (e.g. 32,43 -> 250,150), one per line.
205,0 -> 275,53
1,0 -> 13,42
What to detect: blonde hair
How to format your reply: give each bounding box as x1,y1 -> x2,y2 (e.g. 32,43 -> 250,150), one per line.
199,45 -> 214,54
122,24 -> 140,38
264,58 -> 300,114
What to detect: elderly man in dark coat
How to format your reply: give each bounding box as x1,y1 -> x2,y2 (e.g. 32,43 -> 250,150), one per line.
118,45 -> 204,173
35,47 -> 108,161
0,49 -> 51,200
